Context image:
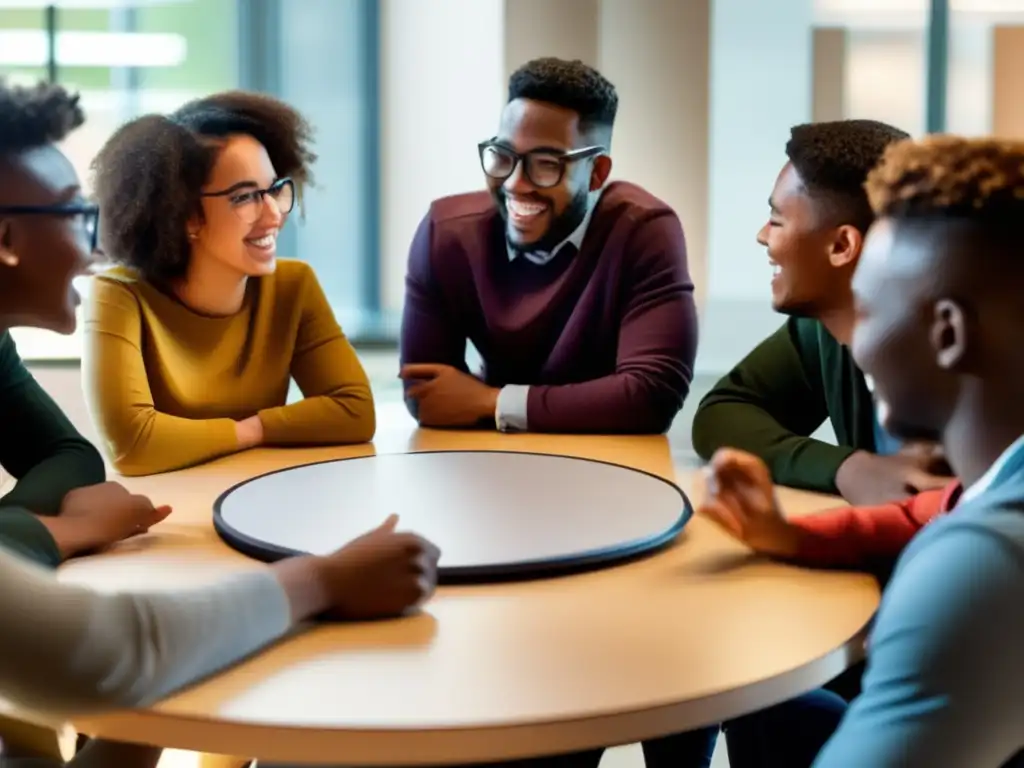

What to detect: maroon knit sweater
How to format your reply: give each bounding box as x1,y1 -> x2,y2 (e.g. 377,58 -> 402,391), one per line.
399,180 -> 698,433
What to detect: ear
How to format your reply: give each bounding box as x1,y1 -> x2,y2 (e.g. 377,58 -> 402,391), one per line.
590,154 -> 612,191
931,298 -> 967,371
185,214 -> 202,242
828,224 -> 863,269
0,219 -> 18,268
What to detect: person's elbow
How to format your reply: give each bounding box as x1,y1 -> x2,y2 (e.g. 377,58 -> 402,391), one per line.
690,396 -> 723,461
348,395 -> 377,443
69,439 -> 107,484
633,391 -> 683,434
334,383 -> 377,443
97,423 -> 171,477
620,371 -> 687,434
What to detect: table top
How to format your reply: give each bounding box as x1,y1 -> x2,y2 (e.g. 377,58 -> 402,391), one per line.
215,450 -> 690,581
65,411 -> 880,765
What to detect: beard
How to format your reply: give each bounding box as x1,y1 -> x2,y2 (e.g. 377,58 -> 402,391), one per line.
496,186 -> 591,255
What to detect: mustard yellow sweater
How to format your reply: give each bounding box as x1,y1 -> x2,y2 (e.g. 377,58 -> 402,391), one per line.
82,259 -> 375,476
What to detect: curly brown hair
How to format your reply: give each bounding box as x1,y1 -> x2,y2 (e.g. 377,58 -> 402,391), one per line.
0,79 -> 84,157
91,90 -> 316,284
865,135 -> 1024,221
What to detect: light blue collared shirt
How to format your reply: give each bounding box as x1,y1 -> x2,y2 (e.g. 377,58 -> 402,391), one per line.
495,191 -> 601,432
814,434 -> 1024,767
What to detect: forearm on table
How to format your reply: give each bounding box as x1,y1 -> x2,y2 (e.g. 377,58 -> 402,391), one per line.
693,404 -> 851,493
787,508 -> 910,569
0,554 -> 297,715
522,371 -> 687,434
258,393 -> 376,445
100,410 -> 240,476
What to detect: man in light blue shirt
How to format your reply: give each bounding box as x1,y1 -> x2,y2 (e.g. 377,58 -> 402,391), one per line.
722,136 -> 1024,767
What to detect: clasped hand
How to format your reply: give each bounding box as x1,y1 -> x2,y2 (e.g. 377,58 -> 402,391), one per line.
399,363 -> 500,427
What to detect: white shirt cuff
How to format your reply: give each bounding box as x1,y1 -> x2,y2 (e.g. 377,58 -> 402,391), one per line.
495,385 -> 530,432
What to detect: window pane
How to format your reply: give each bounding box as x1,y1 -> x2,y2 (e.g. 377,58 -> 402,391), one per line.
948,0 -> 1024,138
1,0 -> 239,360
812,0 -> 929,134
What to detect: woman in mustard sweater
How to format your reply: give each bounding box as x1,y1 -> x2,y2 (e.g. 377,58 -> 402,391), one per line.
83,91 -> 375,476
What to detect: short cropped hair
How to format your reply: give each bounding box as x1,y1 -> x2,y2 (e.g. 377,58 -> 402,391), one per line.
0,80 -> 83,158
507,57 -> 618,140
91,90 -> 316,285
786,119 -> 910,232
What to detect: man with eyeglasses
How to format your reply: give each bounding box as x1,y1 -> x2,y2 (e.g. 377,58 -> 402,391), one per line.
399,57 -> 698,437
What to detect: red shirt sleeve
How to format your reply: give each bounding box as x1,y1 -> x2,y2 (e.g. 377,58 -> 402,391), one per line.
788,481 -> 961,568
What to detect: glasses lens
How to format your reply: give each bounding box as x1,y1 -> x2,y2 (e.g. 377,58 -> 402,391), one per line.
270,180 -> 295,215
481,146 -> 515,179
524,154 -> 564,188
232,192 -> 262,225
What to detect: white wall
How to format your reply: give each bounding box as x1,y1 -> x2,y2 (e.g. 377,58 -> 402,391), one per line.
379,0 -> 505,316
598,0 -> 709,312
699,0 -> 814,372
947,16 -> 993,136
845,29 -> 926,135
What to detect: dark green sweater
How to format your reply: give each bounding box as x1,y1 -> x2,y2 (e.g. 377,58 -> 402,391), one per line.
0,331 -> 106,566
691,317 -> 877,494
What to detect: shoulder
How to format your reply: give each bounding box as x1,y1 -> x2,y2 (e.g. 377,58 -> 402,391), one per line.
426,190 -> 497,230
593,182 -> 683,248
408,191 -> 499,278
596,181 -> 678,224
593,182 -> 686,265
268,258 -> 318,292
89,267 -> 147,314
875,502 -> 1024,651
260,259 -> 329,316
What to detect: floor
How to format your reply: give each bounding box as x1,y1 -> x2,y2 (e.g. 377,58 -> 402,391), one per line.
24,348 -> 826,768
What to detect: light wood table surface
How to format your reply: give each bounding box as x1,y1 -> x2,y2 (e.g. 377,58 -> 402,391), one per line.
62,411 -> 880,765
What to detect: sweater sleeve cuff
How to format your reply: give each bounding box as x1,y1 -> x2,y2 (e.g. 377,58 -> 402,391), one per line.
783,441 -> 858,495
496,385 -> 530,432
0,507 -> 62,569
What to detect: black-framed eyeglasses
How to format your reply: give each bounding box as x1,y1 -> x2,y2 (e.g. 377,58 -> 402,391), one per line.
478,140 -> 605,189
0,203 -> 100,253
201,177 -> 295,225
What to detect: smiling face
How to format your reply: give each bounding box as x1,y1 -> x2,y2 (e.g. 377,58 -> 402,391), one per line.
188,133 -> 288,280
756,161 -> 863,317
486,98 -> 609,253
850,218 -> 961,442
0,145 -> 95,333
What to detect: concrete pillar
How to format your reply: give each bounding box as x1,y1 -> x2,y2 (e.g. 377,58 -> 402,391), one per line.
597,0 -> 710,315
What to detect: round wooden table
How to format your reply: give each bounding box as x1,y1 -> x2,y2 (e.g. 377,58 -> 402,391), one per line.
63,413 -> 880,765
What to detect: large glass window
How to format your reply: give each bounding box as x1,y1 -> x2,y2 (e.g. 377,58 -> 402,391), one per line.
947,0 -> 1024,138
1,0 -> 239,359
